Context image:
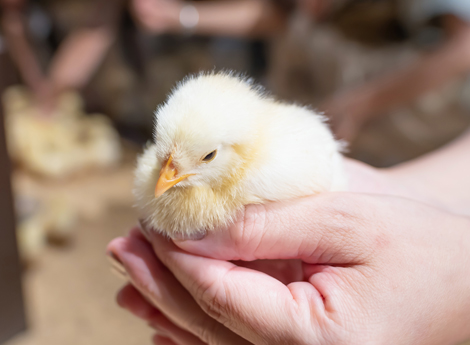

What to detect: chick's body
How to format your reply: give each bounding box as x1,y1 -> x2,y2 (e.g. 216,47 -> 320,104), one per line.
134,73 -> 346,237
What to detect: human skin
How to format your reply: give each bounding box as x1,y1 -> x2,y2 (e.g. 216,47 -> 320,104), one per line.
384,130 -> 470,217
129,2 -> 470,142
1,1 -> 48,98
108,193 -> 470,345
3,0 -> 284,113
322,16 -> 470,141
129,0 -> 287,38
107,130 -> 470,344
1,0 -> 121,113
130,1 -> 470,143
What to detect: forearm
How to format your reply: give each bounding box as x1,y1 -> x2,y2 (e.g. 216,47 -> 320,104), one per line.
190,0 -> 287,37
321,28 -> 470,141
344,30 -> 470,121
385,129 -> 470,216
1,9 -> 47,94
48,27 -> 115,92
48,0 -> 122,92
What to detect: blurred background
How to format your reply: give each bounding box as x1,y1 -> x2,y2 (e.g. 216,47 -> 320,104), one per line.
1,0 -> 469,344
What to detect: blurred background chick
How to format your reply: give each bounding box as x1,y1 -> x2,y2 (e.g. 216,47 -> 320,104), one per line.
0,0 -> 469,344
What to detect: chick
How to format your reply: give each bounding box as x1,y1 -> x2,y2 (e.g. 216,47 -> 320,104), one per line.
134,72 -> 346,238
2,86 -> 121,178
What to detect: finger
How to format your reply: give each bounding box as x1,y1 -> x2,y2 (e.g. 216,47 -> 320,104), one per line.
174,193 -> 376,265
117,283 -> 160,320
107,236 -> 249,345
129,225 -> 148,242
153,335 -> 178,345
232,259 -> 303,285
149,231 -> 328,345
118,284 -> 207,345
148,312 -> 207,345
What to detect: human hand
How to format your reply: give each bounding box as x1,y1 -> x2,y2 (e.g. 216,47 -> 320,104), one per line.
108,227 -> 253,345
108,193 -> 470,345
129,0 -> 183,34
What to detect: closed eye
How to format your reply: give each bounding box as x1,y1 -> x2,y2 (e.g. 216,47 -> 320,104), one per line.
202,150 -> 217,162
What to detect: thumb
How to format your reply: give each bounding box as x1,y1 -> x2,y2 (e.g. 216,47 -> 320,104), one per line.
174,193 -> 375,265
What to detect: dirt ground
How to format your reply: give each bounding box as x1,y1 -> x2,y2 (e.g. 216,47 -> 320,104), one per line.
5,152 -> 154,345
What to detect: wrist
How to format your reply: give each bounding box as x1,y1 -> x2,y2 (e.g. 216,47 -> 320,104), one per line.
381,165 -> 451,212
383,130 -> 470,216
343,159 -> 440,208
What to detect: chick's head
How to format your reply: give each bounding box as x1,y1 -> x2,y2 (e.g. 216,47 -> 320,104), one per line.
148,73 -> 265,198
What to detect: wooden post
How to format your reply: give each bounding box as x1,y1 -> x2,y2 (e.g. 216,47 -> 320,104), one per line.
0,73 -> 27,342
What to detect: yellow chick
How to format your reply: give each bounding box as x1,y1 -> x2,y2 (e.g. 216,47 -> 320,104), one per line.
134,72 -> 346,238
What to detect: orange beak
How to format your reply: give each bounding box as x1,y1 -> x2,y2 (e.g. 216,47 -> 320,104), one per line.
155,154 -> 193,198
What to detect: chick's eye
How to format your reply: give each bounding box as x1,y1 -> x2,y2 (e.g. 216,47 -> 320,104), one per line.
202,150 -> 217,162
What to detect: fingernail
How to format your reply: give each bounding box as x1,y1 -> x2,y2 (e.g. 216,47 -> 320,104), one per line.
116,288 -> 126,307
171,231 -> 206,242
107,251 -> 125,270
106,251 -> 128,280
110,266 -> 129,281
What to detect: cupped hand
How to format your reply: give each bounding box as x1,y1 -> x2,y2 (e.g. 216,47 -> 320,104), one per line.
108,228 -> 303,345
109,193 -> 470,345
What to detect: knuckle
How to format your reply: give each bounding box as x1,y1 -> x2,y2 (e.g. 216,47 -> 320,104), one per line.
188,286 -> 229,344
196,279 -> 228,322
170,277 -> 230,345
231,204 -> 268,257
194,318 -> 223,345
319,193 -> 388,259
320,193 -> 370,229
316,194 -> 372,243
186,269 -> 229,324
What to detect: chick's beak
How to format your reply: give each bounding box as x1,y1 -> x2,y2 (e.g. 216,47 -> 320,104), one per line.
155,154 -> 193,198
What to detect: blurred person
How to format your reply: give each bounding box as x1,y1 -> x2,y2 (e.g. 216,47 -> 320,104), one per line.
6,0 -> 469,148
323,0 -> 470,142
2,0 -> 291,125
0,0 -> 123,114
129,0 -> 290,37
102,3 -> 470,342
129,1 -> 470,153
1,0 -> 48,105
0,0 -> 337,118
108,128 -> 470,344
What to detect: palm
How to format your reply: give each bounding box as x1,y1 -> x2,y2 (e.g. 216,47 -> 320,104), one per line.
232,159 -> 411,286
233,259 -> 303,285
